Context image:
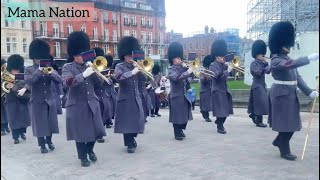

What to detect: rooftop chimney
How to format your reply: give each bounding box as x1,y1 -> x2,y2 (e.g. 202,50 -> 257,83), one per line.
205,25 -> 209,34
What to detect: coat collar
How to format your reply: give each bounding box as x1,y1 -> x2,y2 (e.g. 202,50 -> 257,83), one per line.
72,61 -> 86,68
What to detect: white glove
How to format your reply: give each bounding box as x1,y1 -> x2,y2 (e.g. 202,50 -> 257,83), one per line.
59,95 -> 63,99
132,67 -> 140,75
308,53 -> 319,62
146,84 -> 152,89
227,65 -> 234,73
83,67 -> 95,78
309,91 -> 319,99
86,61 -> 93,67
17,88 -> 27,96
38,67 -> 43,71
187,67 -> 194,74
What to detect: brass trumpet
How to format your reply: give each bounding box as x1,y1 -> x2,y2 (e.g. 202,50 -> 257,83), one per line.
183,58 -> 215,77
131,57 -> 155,80
43,67 -> 53,74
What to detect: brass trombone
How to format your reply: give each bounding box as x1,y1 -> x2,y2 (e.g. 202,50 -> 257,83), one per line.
228,58 -> 248,75
87,56 -> 110,82
131,57 -> 155,80
182,58 -> 215,77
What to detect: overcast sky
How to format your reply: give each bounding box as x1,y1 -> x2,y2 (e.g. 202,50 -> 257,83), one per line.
165,0 -> 252,37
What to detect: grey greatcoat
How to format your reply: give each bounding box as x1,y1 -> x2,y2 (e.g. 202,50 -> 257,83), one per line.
62,62 -> 106,142
94,80 -> 112,124
113,62 -> 145,133
25,65 -> 61,137
105,78 -> 117,118
149,74 -> 161,108
247,59 -> 271,115
268,55 -> 312,132
137,73 -> 152,117
167,64 -> 193,124
1,95 -> 8,124
5,80 -> 31,130
199,73 -> 212,112
209,62 -> 234,117
51,82 -> 63,115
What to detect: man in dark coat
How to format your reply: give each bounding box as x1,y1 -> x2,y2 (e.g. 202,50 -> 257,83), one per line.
148,64 -> 162,117
268,21 -> 319,161
113,36 -> 145,153
200,55 -> 213,122
92,47 -> 112,143
209,39 -> 234,134
167,42 -> 194,140
62,31 -> 106,167
105,54 -> 117,128
25,39 -> 62,154
247,40 -> 270,128
1,58 -> 10,135
5,55 -> 31,144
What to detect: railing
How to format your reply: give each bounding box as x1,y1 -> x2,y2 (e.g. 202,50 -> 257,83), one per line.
112,19 -> 117,24
147,24 -> 153,28
141,23 -> 147,27
131,22 -> 137,27
33,31 -> 67,39
103,19 -> 109,23
123,21 -> 130,26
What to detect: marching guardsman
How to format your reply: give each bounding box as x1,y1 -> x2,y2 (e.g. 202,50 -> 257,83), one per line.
199,55 -> 213,122
268,21 -> 319,161
25,39 -> 62,153
167,42 -> 194,140
62,31 -> 106,167
1,58 -> 10,135
247,40 -> 270,128
209,39 -> 234,134
148,64 -> 162,117
5,55 -> 31,144
104,53 -> 117,127
92,47 -> 112,142
137,69 -> 152,123
51,56 -> 64,115
113,36 -> 145,153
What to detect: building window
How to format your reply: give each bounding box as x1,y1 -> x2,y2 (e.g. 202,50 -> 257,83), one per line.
104,28 -> 109,41
6,37 -> 17,54
103,11 -> 108,22
80,25 -> 86,32
195,43 -> 198,50
54,42 -> 60,58
201,43 -> 205,50
131,16 -> 136,25
147,46 -> 152,56
147,18 -> 152,27
105,0 -> 112,4
158,33 -> 163,43
94,44 -> 98,47
112,30 -> 117,41
158,46 -> 163,56
93,10 -> 98,21
131,30 -> 136,38
141,31 -> 146,43
22,38 -> 27,53
53,23 -> 59,37
93,27 -> 98,40
147,32 -> 152,43
124,14 -> 129,25
40,21 -> 47,36
104,44 -> 109,54
21,20 -> 26,29
141,17 -> 145,26
141,46 -> 147,56
124,30 -> 129,36
189,44 -> 192,50
124,2 -> 137,8
67,24 -> 73,35
5,20 -> 9,27
158,20 -> 163,28
113,44 -> 118,58
140,4 -> 152,10
112,12 -> 117,23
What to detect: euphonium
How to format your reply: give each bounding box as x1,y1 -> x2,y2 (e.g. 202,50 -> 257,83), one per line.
1,70 -> 15,94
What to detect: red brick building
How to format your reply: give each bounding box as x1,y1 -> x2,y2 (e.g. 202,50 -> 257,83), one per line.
32,0 -> 168,60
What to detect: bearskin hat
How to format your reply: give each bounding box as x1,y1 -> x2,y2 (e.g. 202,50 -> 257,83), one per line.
1,58 -> 6,67
203,55 -> 213,68
118,36 -> 141,61
29,39 -> 51,59
251,40 -> 267,58
105,55 -> 114,68
168,42 -> 183,65
211,39 -> 227,58
93,47 -> 105,57
152,64 -> 161,75
268,21 -> 295,54
67,31 -> 90,57
7,54 -> 24,72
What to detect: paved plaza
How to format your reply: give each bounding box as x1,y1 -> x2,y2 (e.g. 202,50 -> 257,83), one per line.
1,107 -> 319,180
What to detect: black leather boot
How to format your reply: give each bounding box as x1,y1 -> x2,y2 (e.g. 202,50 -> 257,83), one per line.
180,130 -> 186,138
217,124 -> 226,134
97,137 -> 105,143
1,131 -> 5,136
6,128 -> 10,133
174,128 -> 183,141
249,114 -> 257,125
14,139 -> 19,144
40,145 -> 48,154
81,158 -> 90,167
20,133 -> 26,140
88,151 -> 97,162
48,143 -> 55,150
